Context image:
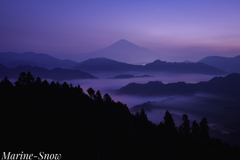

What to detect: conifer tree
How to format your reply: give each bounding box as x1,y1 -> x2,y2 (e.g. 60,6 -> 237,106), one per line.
135,111 -> 140,118
163,110 -> 177,133
26,71 -> 35,85
191,120 -> 200,136
15,72 -> 27,86
139,108 -> 148,121
87,87 -> 95,99
95,90 -> 103,102
103,93 -> 112,103
199,117 -> 210,140
179,114 -> 190,136
0,76 -> 13,88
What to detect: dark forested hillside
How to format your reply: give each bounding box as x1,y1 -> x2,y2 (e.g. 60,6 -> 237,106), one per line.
1,72 -> 239,159
144,60 -> 227,75
0,64 -> 98,80
115,73 -> 240,99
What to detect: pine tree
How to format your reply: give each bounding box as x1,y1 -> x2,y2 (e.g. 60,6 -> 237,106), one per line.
139,108 -> 148,121
95,90 -> 103,102
103,93 -> 112,103
191,120 -> 200,137
199,117 -> 210,140
135,111 -> 140,118
87,87 -> 95,99
163,110 -> 177,133
179,114 -> 190,136
15,72 -> 27,86
0,76 -> 13,88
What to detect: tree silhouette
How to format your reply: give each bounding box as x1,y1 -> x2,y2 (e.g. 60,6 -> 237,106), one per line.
103,93 -> 112,103
87,87 -> 95,99
26,71 -> 35,85
135,111 -> 140,118
35,77 -> 42,87
162,110 -> 177,134
179,114 -> 190,136
157,122 -> 164,130
56,81 -> 61,89
139,108 -> 148,121
0,76 -> 13,88
62,82 -> 69,90
75,85 -> 83,94
50,81 -> 56,88
95,90 -> 103,102
1,73 -> 239,159
191,120 -> 200,136
15,72 -> 27,86
163,110 -> 175,128
42,79 -> 49,88
199,117 -> 210,140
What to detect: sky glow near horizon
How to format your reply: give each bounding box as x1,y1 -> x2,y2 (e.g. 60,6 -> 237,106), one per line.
0,0 -> 240,61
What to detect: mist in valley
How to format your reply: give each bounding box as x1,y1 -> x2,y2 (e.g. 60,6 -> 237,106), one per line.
55,72 -> 216,109
9,71 -> 240,145
55,72 -> 227,124
54,72 -> 239,146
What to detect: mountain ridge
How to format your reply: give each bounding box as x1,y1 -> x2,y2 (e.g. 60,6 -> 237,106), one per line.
198,55 -> 240,73
75,39 -> 171,63
0,52 -> 79,69
75,57 -> 227,75
114,73 -> 240,98
0,63 -> 97,80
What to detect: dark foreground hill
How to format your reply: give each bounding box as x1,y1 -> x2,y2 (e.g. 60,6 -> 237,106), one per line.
199,55 -> 240,73
1,72 -> 239,159
130,94 -> 240,146
75,58 -> 226,75
0,63 -> 97,80
114,73 -> 240,98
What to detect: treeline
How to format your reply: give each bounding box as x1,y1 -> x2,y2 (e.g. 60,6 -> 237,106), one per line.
0,72 -> 239,160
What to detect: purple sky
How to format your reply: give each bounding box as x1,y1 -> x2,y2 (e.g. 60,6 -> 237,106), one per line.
0,0 -> 240,61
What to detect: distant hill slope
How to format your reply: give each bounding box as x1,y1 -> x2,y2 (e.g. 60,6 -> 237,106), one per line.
198,55 -> 240,73
75,57 -> 226,75
109,74 -> 152,79
144,60 -> 226,74
0,52 -> 78,69
0,64 -> 97,80
76,39 -> 171,64
114,73 -> 240,98
75,57 -> 143,72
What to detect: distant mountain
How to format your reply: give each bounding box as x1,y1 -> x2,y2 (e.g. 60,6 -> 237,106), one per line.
110,74 -> 135,79
75,57 -> 143,72
144,60 -> 226,75
109,74 -> 152,79
0,52 -> 79,69
76,39 -> 171,64
0,64 -> 97,80
183,60 -> 193,63
198,55 -> 240,73
114,73 -> 240,98
74,57 -> 226,75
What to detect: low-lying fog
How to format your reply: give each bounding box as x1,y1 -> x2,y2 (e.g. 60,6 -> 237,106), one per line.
59,72 -> 240,146
57,72 -> 224,126
10,72 -> 240,146
62,72 -> 217,107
